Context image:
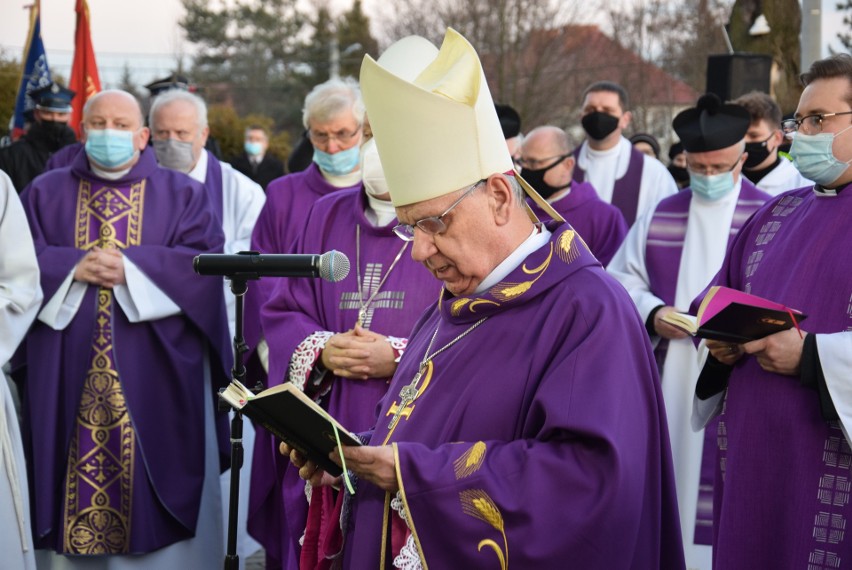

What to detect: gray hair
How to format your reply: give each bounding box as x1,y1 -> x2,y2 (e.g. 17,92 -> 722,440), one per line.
148,89 -> 209,132
302,77 -> 365,129
507,174 -> 526,206
83,89 -> 144,126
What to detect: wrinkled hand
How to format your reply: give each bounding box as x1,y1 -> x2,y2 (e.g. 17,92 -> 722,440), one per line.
73,246 -> 126,288
653,306 -> 691,340
743,328 -> 806,376
339,445 -> 398,492
320,325 -> 397,380
706,339 -> 745,366
279,442 -> 339,488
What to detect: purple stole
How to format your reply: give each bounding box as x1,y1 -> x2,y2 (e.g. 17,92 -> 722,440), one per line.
62,179 -> 145,554
644,180 -> 769,546
573,142 -> 645,225
204,151 -> 224,225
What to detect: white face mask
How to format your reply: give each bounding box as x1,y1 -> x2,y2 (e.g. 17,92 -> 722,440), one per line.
360,139 -> 389,197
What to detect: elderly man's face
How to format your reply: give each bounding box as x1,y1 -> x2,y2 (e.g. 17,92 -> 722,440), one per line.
308,111 -> 362,154
397,181 -> 498,296
84,92 -> 149,151
151,99 -> 208,168
686,143 -> 745,181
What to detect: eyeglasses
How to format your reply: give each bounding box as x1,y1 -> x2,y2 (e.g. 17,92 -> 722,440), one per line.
686,155 -> 741,176
515,153 -> 569,170
781,111 -> 852,138
393,180 -> 485,242
308,127 -> 361,145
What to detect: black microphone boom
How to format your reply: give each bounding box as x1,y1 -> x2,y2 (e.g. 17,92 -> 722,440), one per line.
193,251 -> 350,282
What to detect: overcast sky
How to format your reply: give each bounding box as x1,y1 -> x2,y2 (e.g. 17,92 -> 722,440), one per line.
0,0 -> 847,88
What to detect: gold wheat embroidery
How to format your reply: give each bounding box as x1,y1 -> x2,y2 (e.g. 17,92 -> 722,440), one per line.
454,442 -> 486,479
451,298 -> 471,316
460,489 -> 508,569
557,229 -> 585,264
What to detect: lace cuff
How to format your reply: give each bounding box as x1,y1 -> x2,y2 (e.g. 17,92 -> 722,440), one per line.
393,534 -> 422,570
288,331 -> 334,392
386,336 -> 408,363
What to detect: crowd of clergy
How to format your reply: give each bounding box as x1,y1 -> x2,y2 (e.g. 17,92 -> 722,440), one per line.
0,27 -> 850,570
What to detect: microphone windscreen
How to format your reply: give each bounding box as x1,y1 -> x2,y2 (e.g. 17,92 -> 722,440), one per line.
318,250 -> 350,282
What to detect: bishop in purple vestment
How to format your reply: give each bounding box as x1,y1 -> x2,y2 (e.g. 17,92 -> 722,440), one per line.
18,91 -> 231,561
285,29 -> 685,569
693,54 -> 852,569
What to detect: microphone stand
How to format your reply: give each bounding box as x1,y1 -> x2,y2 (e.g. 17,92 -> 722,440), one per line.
221,274 -> 263,570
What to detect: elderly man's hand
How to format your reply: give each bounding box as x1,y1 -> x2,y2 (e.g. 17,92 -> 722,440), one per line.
321,325 -> 397,379
279,442 -> 339,488
743,329 -> 806,376
73,245 -> 127,288
339,445 -> 398,492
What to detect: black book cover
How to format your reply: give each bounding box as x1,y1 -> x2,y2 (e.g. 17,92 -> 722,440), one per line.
698,302 -> 807,343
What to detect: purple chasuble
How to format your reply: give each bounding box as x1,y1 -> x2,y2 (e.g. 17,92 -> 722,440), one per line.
244,165 -> 359,569
573,142 -> 645,225
643,180 -> 770,548
19,147 -> 232,555
528,180 -> 628,266
44,141 -> 84,172
248,188 -> 437,569
244,163 -> 360,362
343,222 -> 685,569
698,185 -> 852,568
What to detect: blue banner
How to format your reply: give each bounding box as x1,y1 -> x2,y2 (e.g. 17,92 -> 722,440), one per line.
11,3 -> 52,138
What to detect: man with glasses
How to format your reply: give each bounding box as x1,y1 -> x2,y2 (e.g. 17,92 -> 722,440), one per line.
282,28 -> 684,568
245,76 -> 365,569
733,91 -> 813,196
518,125 -> 627,266
693,52 -> 852,568
608,92 -> 770,570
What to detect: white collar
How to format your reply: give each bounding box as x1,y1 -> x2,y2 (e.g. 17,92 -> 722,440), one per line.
188,149 -> 209,183
475,225 -> 552,294
320,166 -> 362,188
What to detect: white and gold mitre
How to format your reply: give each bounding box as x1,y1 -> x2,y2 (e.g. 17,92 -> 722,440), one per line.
361,28 -> 513,207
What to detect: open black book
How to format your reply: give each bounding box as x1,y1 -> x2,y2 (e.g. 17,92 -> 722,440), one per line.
219,380 -> 361,477
662,285 -> 807,343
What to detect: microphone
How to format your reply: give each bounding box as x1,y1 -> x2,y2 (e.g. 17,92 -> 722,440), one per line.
193,251 -> 350,282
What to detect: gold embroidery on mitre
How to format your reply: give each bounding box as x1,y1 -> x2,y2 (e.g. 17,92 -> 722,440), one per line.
556,229 -> 582,264
451,298 -> 471,316
459,489 -> 509,570
454,441 -> 487,479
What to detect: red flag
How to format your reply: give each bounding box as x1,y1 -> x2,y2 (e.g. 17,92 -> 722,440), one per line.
68,0 -> 101,137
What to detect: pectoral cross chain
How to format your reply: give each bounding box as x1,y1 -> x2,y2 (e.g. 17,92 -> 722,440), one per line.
388,371 -> 421,430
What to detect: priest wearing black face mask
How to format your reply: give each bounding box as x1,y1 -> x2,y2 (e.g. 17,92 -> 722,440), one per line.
0,82 -> 78,193
732,91 -> 813,196
520,126 -> 628,266
572,81 -> 678,226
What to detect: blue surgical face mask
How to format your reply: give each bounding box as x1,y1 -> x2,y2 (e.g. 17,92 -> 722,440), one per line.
85,128 -> 137,169
245,141 -> 263,156
790,125 -> 852,186
689,170 -> 736,201
313,144 -> 361,176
